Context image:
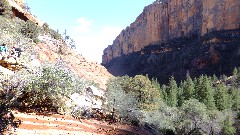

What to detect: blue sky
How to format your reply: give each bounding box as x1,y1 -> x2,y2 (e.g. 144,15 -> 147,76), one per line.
25,0 -> 155,63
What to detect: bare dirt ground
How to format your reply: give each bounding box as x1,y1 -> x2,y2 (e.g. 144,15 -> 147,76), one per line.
3,111 -> 153,135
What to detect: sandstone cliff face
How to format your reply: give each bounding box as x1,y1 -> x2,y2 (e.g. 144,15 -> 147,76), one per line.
102,0 -> 240,64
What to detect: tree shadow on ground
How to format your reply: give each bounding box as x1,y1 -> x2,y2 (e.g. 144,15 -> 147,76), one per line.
0,108 -> 21,134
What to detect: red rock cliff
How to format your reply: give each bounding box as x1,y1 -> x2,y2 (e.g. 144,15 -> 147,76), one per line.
102,0 -> 240,64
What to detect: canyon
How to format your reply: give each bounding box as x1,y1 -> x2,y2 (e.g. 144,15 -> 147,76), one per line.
102,0 -> 240,83
103,0 -> 239,64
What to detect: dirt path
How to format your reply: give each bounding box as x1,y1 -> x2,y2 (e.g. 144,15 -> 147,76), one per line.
4,111 -> 153,135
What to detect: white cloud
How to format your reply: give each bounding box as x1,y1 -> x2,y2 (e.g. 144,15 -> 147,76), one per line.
73,24 -> 123,63
75,17 -> 92,33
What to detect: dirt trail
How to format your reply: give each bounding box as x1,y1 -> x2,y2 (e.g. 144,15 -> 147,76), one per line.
4,111 -> 153,135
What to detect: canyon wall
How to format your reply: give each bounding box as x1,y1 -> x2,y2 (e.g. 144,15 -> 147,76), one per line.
102,0 -> 239,64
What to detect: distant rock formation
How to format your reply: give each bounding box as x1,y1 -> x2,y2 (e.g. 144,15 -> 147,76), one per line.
102,0 -> 240,64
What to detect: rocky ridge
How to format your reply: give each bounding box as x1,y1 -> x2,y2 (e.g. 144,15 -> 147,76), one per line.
102,0 -> 239,64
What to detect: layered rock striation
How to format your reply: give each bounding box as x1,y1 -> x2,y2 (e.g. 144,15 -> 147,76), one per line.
102,0 -> 240,64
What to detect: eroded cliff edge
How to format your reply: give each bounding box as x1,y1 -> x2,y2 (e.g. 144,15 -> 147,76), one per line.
102,0 -> 239,64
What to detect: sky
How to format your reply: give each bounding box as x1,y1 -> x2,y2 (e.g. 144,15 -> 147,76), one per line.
24,0 -> 155,63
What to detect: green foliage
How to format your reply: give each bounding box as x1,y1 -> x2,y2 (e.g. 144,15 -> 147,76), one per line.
166,76 -> 178,107
232,67 -> 238,76
139,102 -> 179,134
20,20 -> 41,43
222,116 -> 236,135
20,63 -> 84,113
214,83 -> 229,110
177,99 -> 210,134
229,87 -> 240,111
0,70 -> 35,132
161,84 -> 167,102
124,75 -> 161,111
182,76 -> 195,100
177,82 -> 184,106
194,75 -> 216,110
42,23 -> 62,40
105,76 -> 138,119
0,0 -> 12,17
104,72 -> 240,134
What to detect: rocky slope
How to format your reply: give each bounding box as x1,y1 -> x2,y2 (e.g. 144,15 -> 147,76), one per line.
36,38 -> 112,90
102,0 -> 239,64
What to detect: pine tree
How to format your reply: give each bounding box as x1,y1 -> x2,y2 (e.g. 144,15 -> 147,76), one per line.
214,83 -> 228,110
182,76 -> 195,100
195,75 -> 216,110
229,87 -> 240,111
178,81 -> 184,106
202,76 -> 216,110
194,75 -> 204,101
222,116 -> 236,135
166,76 -> 178,107
232,67 -> 238,76
161,84 -> 167,102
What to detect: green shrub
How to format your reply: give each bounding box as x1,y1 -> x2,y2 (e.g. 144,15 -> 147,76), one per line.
20,20 -> 41,43
0,71 -> 33,132
222,116 -> 236,135
0,0 -> 12,17
105,76 -> 138,121
105,75 -> 161,125
42,23 -> 62,40
18,62 -> 85,113
124,75 -> 161,111
177,99 -> 211,134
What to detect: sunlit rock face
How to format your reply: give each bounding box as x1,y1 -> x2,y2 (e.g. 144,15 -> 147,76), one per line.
102,0 -> 240,64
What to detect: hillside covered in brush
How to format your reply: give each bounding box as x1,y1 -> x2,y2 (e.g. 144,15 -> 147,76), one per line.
0,0 -> 240,134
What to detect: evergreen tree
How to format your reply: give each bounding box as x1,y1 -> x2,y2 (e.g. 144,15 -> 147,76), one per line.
195,75 -> 216,110
214,83 -> 228,110
151,78 -> 161,94
178,81 -> 184,106
202,76 -> 216,110
166,76 -> 178,107
194,75 -> 204,101
229,87 -> 240,111
211,74 -> 218,83
232,67 -> 238,76
161,84 -> 167,103
222,116 -> 236,135
182,76 -> 195,101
